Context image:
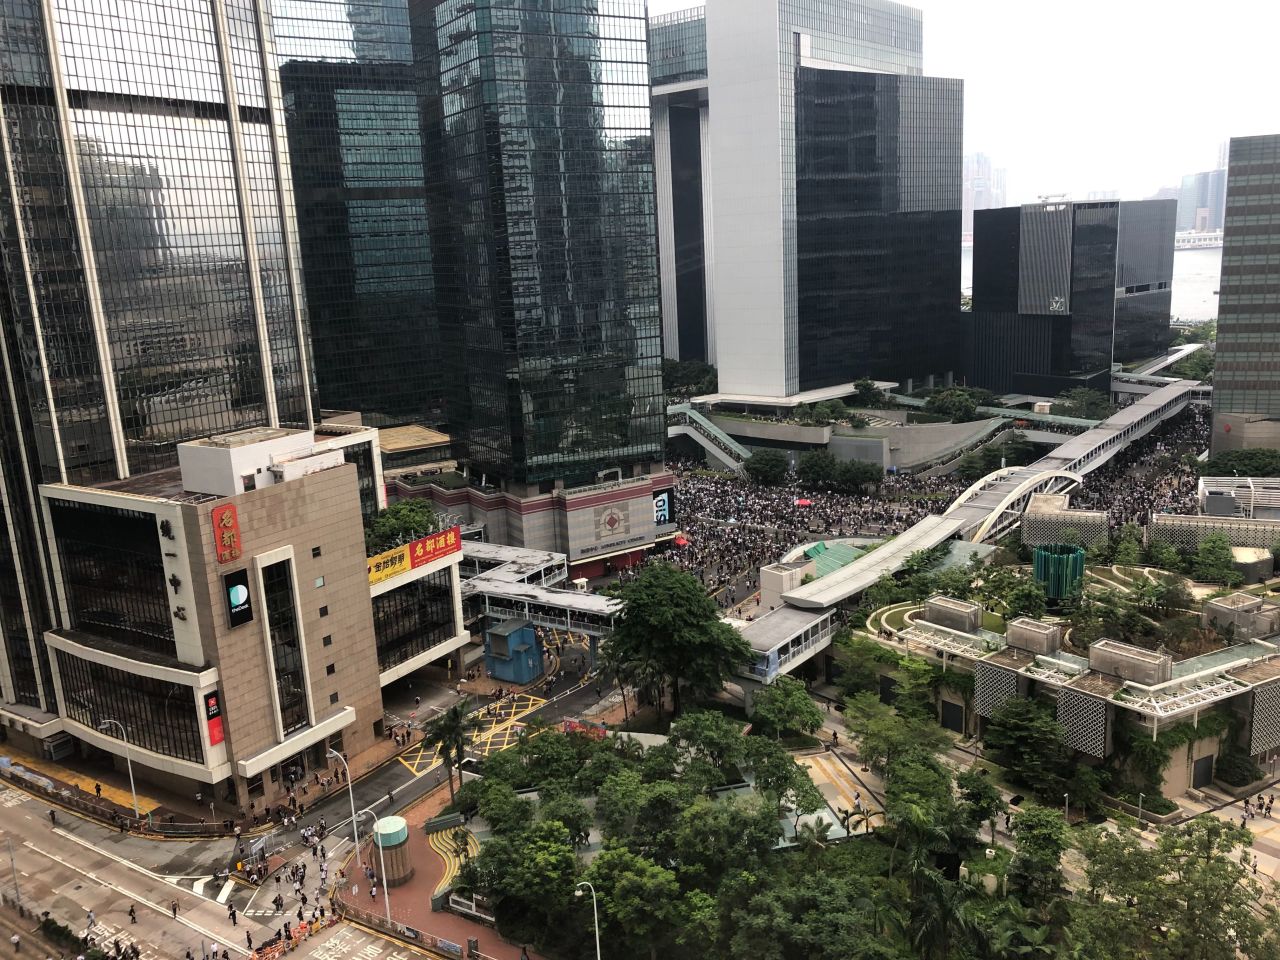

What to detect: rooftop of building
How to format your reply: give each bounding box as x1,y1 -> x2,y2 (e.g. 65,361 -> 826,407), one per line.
379,424 -> 451,454
739,604 -> 830,654
91,466 -> 216,504
185,426 -> 301,449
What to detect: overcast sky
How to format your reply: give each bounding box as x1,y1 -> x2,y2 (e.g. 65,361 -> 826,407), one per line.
646,0 -> 1280,204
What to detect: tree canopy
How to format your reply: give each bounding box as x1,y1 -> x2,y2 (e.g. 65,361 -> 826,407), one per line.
743,449 -> 789,486
603,562 -> 752,717
1199,447 -> 1280,478
364,497 -> 439,554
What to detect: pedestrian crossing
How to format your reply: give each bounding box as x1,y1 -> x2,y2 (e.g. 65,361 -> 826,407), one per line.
798,753 -> 884,833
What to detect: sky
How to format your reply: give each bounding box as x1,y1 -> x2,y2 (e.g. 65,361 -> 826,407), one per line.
645,0 -> 1280,204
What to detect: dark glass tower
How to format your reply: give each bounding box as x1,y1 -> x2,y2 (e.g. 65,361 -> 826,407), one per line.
0,0 -> 311,712
793,67 -> 963,390
1212,134 -> 1280,455
273,0 -> 441,426
411,0 -> 664,488
968,199 -> 1174,395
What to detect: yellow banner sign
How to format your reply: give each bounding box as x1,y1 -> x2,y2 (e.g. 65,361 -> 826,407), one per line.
368,525 -> 461,586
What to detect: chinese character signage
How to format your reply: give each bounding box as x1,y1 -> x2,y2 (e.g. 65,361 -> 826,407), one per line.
211,504 -> 242,564
206,691 -> 224,746
367,525 -> 461,586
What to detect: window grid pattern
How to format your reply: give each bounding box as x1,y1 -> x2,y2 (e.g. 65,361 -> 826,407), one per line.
419,0 -> 663,486
262,559 -> 310,736
48,499 -> 174,657
56,649 -> 204,763
372,567 -> 454,672
793,68 -> 962,390
1215,135 -> 1280,418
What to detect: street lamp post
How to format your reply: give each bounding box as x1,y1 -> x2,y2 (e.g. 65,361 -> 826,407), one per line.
328,749 -> 362,867
97,719 -> 139,817
1063,793 -> 1069,824
1137,792 -> 1145,826
358,807 -> 391,924
575,881 -> 601,960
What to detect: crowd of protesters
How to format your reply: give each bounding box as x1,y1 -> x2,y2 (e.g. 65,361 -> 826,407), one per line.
1067,407 -> 1210,529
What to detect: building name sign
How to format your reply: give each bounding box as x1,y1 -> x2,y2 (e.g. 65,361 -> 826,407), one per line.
211,504 -> 242,564
368,525 -> 462,585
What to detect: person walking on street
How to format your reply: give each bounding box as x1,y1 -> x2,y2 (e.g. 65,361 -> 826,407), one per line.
246,933 -> 252,951
128,906 -> 136,925
47,809 -> 55,826
170,900 -> 179,920
9,933 -> 18,952
94,783 -> 101,800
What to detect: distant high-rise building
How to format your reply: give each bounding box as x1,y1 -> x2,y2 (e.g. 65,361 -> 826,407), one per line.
1211,134 -> 1280,454
963,153 -> 1007,237
273,0 -> 441,428
410,0 -> 664,491
1177,168 -> 1228,233
967,199 -> 1175,395
650,0 -> 963,397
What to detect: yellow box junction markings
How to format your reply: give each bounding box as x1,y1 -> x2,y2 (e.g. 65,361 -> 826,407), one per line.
398,693 -> 546,776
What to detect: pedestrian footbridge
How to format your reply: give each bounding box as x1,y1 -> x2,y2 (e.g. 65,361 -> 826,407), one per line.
666,403 -> 750,470
737,380 -> 1201,681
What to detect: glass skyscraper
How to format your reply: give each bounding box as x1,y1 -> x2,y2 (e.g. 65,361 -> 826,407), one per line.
272,0 -> 442,426
0,0 -> 311,712
1211,134 -> 1280,455
651,0 -> 962,397
410,0 -> 664,488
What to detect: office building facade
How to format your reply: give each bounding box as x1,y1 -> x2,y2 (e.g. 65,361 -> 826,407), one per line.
967,199 -> 1175,395
411,0 -> 665,490
651,0 -> 964,398
273,0 -> 443,427
1177,167 -> 1227,234
0,0 -> 313,731
1212,134 -> 1280,455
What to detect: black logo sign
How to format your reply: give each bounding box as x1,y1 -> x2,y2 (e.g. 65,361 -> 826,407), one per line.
223,568 -> 253,628
652,487 -> 675,525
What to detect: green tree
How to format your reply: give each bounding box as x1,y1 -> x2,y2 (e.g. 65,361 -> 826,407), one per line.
1112,535 -> 1142,566
1007,805 -> 1067,905
984,698 -> 1069,799
1199,447 -> 1280,478
1053,387 -> 1113,420
1193,532 -> 1242,585
669,709 -> 747,787
850,378 -> 886,408
1075,818 -> 1280,960
476,780 -> 534,835
751,676 -> 825,738
892,656 -> 938,724
843,692 -> 947,772
596,769 -> 644,840
743,737 -> 823,823
662,358 -> 717,397
583,846 -> 681,960
365,497 -> 439,554
797,450 -> 841,489
671,795 -> 780,889
955,767 -> 1006,845
422,702 -> 476,805
1004,579 -> 1048,620
603,563 -> 752,717
538,789 -> 592,848
838,458 -> 884,493
1144,538 -> 1183,572
834,631 -> 894,696
743,448 -> 789,486
925,388 -> 979,423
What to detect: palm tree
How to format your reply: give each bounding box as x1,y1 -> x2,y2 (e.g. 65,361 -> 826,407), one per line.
794,819 -> 832,863
422,703 -> 476,805
911,869 -> 979,960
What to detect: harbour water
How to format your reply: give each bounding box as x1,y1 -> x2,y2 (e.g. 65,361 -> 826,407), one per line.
960,245 -> 1221,322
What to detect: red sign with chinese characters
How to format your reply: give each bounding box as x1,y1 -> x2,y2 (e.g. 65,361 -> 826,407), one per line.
409,525 -> 461,570
211,504 -> 242,564
206,692 -> 225,746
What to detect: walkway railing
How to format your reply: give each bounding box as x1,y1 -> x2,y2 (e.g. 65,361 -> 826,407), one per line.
666,403 -> 750,469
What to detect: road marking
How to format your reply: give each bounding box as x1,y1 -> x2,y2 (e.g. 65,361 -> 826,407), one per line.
52,827 -> 166,881
21,839 -> 249,956
192,876 -> 210,897
216,878 -> 236,904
